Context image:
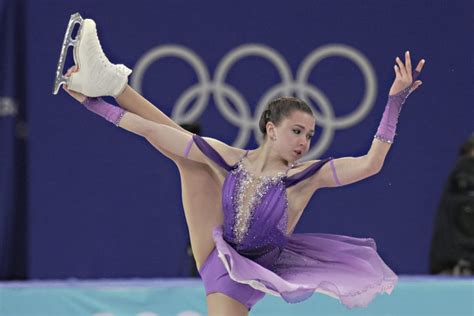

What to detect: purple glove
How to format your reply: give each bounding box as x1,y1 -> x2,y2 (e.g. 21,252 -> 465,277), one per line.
374,70 -> 420,143
82,97 -> 126,126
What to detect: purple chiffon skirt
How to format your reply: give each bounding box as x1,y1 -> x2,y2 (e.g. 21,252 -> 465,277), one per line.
212,226 -> 397,308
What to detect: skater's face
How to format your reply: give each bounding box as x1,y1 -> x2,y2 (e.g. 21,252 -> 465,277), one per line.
269,110 -> 315,162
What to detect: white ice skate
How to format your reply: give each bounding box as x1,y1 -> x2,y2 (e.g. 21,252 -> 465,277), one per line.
52,13 -> 131,97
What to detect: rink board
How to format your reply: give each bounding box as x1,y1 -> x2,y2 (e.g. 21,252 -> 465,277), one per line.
0,276 -> 472,316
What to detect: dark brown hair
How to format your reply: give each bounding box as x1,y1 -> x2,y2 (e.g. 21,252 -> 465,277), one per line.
460,133 -> 474,157
258,96 -> 313,136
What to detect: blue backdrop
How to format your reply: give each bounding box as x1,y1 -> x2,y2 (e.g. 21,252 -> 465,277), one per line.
6,0 -> 473,278
0,0 -> 28,279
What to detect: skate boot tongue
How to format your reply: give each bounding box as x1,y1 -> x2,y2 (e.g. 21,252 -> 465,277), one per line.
68,18 -> 131,98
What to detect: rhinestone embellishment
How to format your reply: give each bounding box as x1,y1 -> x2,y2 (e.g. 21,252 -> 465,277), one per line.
232,162 -> 285,243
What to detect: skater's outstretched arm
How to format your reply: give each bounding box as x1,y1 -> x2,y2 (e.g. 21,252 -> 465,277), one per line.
64,67 -> 193,161
63,84 -> 242,166
306,51 -> 425,190
116,109 -> 240,164
115,85 -> 190,134
66,66 -> 188,135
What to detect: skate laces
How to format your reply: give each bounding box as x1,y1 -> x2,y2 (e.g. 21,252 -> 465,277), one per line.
91,28 -> 113,70
93,28 -> 130,77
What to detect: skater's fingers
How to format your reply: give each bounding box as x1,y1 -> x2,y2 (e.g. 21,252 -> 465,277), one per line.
68,65 -> 78,72
62,85 -> 87,103
65,69 -> 73,77
62,85 -> 74,96
65,66 -> 79,77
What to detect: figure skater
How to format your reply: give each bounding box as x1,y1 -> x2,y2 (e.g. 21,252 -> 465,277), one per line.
59,18 -> 425,316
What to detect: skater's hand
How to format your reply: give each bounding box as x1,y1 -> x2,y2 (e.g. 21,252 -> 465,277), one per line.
63,66 -> 87,103
388,51 -> 425,96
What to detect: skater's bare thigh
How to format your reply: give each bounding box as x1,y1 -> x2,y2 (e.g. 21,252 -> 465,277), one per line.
207,293 -> 249,316
176,160 -> 224,270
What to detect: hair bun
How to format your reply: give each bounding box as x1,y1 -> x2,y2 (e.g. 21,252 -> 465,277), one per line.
258,96 -> 313,136
264,109 -> 271,121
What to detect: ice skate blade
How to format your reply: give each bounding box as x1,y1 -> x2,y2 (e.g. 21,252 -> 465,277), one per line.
52,12 -> 83,95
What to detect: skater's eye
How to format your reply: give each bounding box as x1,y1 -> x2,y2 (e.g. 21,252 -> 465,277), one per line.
293,128 -> 301,135
306,134 -> 314,140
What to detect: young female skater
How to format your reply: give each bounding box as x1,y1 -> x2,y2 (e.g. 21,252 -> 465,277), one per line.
62,18 -> 424,315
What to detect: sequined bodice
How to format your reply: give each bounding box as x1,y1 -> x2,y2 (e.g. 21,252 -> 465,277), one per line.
231,162 -> 288,243
221,160 -> 290,265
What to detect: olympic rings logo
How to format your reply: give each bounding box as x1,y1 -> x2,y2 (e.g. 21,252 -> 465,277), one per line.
131,44 -> 377,159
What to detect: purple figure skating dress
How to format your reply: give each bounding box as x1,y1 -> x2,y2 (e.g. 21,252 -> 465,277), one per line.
190,134 -> 397,310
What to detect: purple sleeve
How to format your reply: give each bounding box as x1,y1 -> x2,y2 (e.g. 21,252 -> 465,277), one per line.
374,70 -> 421,143
374,95 -> 403,143
82,97 -> 126,126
